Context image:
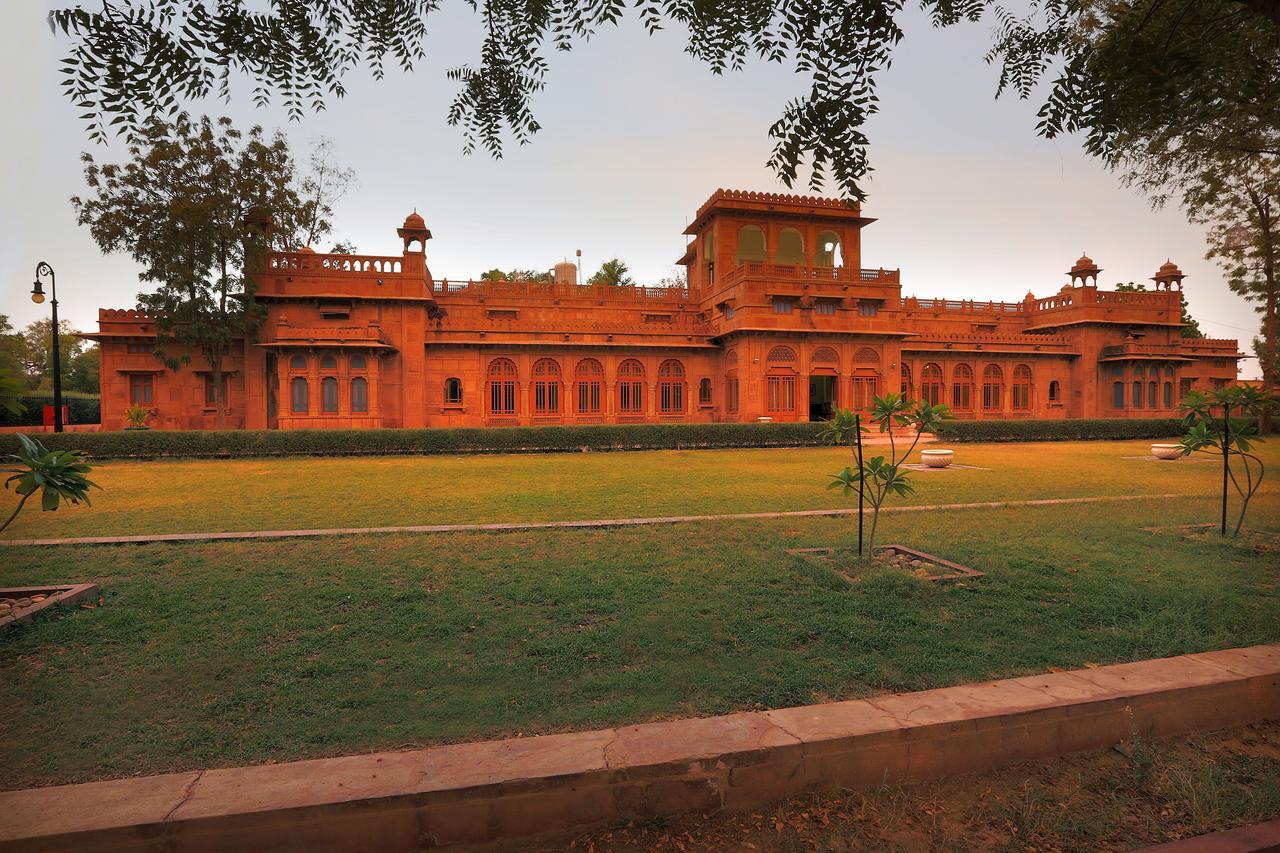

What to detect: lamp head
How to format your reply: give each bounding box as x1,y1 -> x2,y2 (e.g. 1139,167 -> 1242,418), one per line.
30,281 -> 45,304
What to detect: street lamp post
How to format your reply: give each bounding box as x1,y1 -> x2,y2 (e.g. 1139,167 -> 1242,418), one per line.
30,262 -> 63,433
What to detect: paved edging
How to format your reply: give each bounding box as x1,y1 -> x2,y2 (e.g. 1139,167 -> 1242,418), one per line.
2,644 -> 1276,852
1138,818 -> 1280,852
0,492 -> 1194,547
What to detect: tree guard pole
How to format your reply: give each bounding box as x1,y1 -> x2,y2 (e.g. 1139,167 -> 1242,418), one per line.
1222,405 -> 1230,537
854,412 -> 865,557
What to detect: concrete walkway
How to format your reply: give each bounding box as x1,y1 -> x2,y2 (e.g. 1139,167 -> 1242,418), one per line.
0,492 -> 1193,547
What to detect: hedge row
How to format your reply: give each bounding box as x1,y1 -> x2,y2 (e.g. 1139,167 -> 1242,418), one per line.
0,422 -> 831,459
0,394 -> 101,427
0,417 -> 1189,460
935,417 -> 1184,443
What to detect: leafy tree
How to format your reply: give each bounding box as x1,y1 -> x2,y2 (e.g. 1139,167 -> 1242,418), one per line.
1114,282 -> 1204,338
505,268 -> 553,283
1178,386 -> 1273,537
0,364 -> 22,417
657,268 -> 688,289
1,434 -> 98,534
72,114 -> 318,428
284,137 -> 357,250
480,268 -> 507,282
329,240 -> 359,254
65,345 -> 101,395
819,393 -> 951,559
52,2 -> 1277,202
18,319 -> 84,391
589,258 -> 634,287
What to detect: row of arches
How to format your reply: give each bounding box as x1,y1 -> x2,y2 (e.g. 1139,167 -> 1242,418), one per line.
728,226 -> 844,267
903,362 -> 1037,412
478,357 -> 706,419
285,352 -> 373,415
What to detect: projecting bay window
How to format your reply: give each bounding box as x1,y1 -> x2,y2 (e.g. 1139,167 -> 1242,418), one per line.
351,377 -> 369,413
321,377 -> 339,413
290,377 -> 309,413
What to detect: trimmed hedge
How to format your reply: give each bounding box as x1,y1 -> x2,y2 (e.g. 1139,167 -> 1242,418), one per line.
0,422 -> 830,460
936,417 -> 1183,443
0,393 -> 101,427
0,417 -> 1188,460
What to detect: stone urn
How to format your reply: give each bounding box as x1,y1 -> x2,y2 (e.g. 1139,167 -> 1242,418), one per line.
921,449 -> 955,468
1151,443 -> 1182,460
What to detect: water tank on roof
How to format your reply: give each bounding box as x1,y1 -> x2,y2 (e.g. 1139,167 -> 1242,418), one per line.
554,261 -> 577,286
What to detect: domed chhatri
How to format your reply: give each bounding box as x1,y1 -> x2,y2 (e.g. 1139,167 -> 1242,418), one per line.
402,210 -> 426,230
1151,259 -> 1185,290
1066,253 -> 1102,286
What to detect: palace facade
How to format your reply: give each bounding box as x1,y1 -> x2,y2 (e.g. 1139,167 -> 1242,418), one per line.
89,189 -> 1243,431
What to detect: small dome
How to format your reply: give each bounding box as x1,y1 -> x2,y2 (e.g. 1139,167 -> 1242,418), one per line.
1156,259 -> 1181,275
297,246 -> 316,254
403,210 -> 426,230
1075,254 -> 1094,267
1024,291 -> 1036,301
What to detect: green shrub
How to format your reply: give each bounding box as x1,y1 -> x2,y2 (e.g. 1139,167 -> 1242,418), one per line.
0,393 -> 101,427
935,418 -> 1183,443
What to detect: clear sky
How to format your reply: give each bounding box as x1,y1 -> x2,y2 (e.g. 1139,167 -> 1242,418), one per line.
0,2 -> 1261,377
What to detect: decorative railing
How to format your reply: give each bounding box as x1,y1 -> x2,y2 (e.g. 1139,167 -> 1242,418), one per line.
271,325 -> 385,341
720,263 -> 899,286
907,332 -> 1073,348
435,315 -> 713,335
1180,338 -> 1240,351
438,279 -> 689,302
268,252 -> 404,275
1095,290 -> 1172,307
903,297 -> 1024,314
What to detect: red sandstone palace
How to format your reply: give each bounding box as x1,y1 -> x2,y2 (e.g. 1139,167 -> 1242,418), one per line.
88,189 -> 1243,431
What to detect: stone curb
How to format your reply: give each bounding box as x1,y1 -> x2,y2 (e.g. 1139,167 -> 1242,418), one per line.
0,492 -> 1193,548
2,644 -> 1276,852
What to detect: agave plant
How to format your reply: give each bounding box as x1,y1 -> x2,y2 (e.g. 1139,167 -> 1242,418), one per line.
1,434 -> 98,534
820,393 -> 952,559
1178,385 -> 1273,537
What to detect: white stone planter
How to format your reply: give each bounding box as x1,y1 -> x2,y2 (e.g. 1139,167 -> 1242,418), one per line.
921,449 -> 954,468
1151,443 -> 1182,460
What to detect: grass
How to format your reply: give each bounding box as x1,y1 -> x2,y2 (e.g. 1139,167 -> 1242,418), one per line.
0,438 -> 1247,539
3,485 -> 1278,790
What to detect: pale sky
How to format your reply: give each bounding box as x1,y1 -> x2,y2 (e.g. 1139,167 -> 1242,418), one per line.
0,2 -> 1261,377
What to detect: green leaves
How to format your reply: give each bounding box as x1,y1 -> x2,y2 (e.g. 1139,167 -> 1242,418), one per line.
1,433 -> 99,533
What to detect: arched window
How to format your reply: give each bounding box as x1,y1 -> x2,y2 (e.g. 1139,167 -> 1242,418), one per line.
699,377 -> 713,405
290,377 -> 309,413
1148,380 -> 1158,409
1163,381 -> 1173,408
1113,381 -> 1125,409
618,359 -> 645,415
444,377 -> 463,405
816,230 -> 842,267
658,359 -> 685,415
982,364 -> 1003,411
289,355 -> 306,371
952,364 -> 974,411
351,376 -> 369,413
1048,380 -> 1060,402
1012,364 -> 1032,411
320,354 -> 337,371
767,346 -> 797,368
533,358 -> 562,415
850,348 -> 880,410
321,376 -> 339,413
1132,380 -> 1144,408
735,225 -> 767,263
488,358 -> 518,416
350,355 -> 367,370
921,363 -> 943,407
777,228 -> 804,265
575,359 -> 603,415
900,362 -> 913,401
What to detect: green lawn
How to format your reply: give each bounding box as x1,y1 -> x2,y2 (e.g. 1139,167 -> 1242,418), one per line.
0,438 -> 1243,539
2,484 -> 1278,790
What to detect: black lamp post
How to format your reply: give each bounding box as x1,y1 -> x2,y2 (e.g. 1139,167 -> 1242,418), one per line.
30,262 -> 63,433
